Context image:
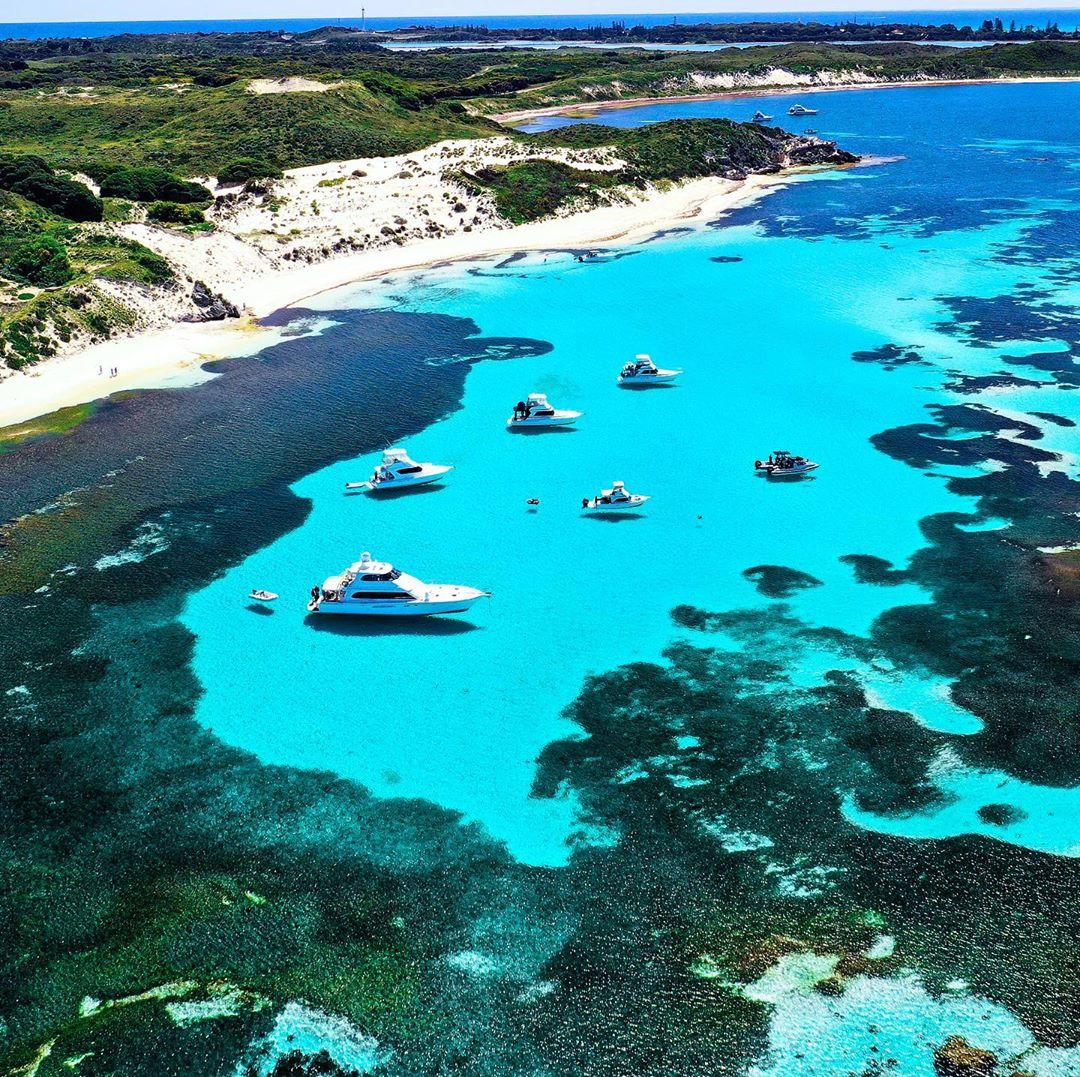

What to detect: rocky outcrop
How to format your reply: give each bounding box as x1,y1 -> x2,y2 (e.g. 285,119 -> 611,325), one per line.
933,1037 -> 998,1077
186,280 -> 239,321
781,133 -> 861,168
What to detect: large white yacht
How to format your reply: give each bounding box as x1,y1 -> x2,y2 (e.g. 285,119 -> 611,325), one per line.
582,480 -> 651,512
618,354 -> 682,386
307,552 -> 489,617
787,103 -> 819,116
507,392 -> 582,429
346,447 -> 452,493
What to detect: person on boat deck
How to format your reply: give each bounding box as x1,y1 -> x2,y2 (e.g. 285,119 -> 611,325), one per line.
514,400 -> 526,420
582,496 -> 590,508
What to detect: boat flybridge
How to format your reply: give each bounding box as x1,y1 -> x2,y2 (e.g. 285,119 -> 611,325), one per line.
618,354 -> 682,386
754,450 -> 819,478
307,552 -> 489,617
507,392 -> 582,429
751,110 -> 773,123
346,447 -> 452,493
582,480 -> 651,512
788,103 -> 819,116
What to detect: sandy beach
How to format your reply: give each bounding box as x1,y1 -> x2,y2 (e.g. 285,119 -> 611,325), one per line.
0,168 -> 791,430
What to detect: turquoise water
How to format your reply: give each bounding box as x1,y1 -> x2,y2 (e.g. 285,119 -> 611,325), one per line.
183,82 -> 1080,870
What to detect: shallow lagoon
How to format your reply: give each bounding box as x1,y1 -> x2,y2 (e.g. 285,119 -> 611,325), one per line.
184,81 -> 1080,869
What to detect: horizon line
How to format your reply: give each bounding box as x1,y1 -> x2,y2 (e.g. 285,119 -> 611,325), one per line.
5,5 -> 1080,25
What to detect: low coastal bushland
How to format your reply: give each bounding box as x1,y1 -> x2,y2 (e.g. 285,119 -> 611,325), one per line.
0,185 -> 175,369
464,119 -> 856,222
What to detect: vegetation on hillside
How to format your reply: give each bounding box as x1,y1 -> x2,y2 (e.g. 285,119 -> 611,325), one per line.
0,190 -> 173,369
466,119 -> 856,221
0,35 -> 1076,172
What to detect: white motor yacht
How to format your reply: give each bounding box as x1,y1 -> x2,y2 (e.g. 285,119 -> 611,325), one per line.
618,354 -> 682,386
307,552 -> 489,617
754,450 -> 819,478
751,110 -> 773,123
582,480 -> 651,512
346,447 -> 452,493
788,103 -> 819,116
507,392 -> 582,429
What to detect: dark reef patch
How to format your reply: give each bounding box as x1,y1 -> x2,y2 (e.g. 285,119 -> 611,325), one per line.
943,371 -> 1047,395
852,342 -> 927,370
1030,410 -> 1076,428
709,254 -> 743,263
742,563 -> 823,598
840,553 -> 911,586
978,803 -> 1028,827
0,307 -> 550,592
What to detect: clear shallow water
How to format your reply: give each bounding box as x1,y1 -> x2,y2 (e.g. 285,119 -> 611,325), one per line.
183,80 -> 1080,870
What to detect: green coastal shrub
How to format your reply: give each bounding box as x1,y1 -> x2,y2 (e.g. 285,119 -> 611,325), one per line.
5,236 -> 74,287
146,201 -> 205,225
0,153 -> 103,222
217,157 -> 282,186
99,166 -> 210,205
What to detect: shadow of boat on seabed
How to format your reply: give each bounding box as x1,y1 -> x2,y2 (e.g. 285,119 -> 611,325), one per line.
304,614 -> 481,637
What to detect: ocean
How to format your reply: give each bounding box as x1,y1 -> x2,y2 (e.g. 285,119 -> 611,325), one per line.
2,8 -> 1079,39
2,79 -> 1079,1075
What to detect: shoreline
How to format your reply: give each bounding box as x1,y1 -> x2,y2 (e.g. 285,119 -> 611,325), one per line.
492,75 -> 1080,124
0,170 -> 796,430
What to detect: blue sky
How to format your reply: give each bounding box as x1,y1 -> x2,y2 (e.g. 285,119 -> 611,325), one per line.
6,0 -> 1079,22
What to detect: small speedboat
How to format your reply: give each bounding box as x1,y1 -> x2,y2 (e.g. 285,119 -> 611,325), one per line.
788,103 -> 818,117
307,551 -> 489,617
803,127 -> 818,134
618,354 -> 682,386
582,480 -> 651,512
751,110 -> 773,124
346,447 -> 452,492
507,392 -> 582,429
249,589 -> 279,602
754,451 -> 819,478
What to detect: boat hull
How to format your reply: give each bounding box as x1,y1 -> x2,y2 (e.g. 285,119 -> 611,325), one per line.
347,465 -> 453,492
618,369 -> 681,386
309,599 -> 479,616
756,464 -> 819,478
583,495 -> 650,512
308,585 -> 488,617
507,411 -> 581,429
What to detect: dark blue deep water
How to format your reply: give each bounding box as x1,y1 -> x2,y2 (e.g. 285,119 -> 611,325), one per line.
2,9 -> 1078,39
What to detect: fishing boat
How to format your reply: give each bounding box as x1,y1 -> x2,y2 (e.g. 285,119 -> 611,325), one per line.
507,392 -> 582,429
618,354 -> 682,386
754,450 -> 819,478
345,447 -> 452,493
751,110 -> 773,123
788,103 -> 819,116
307,552 -> 488,617
582,481 -> 651,512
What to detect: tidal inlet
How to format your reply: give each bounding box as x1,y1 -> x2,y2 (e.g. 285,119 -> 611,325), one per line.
1,11 -> 1079,1077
